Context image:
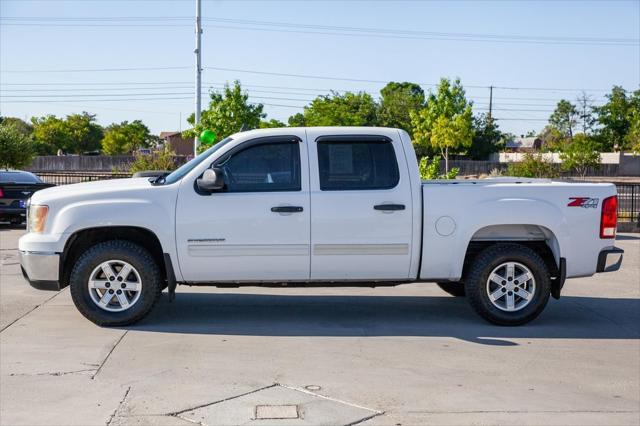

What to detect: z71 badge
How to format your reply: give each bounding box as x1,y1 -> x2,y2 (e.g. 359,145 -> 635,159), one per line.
568,197 -> 599,208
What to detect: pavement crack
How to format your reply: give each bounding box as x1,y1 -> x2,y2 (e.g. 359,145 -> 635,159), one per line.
92,330 -> 128,380
169,384 -> 279,417
345,412 -> 385,426
10,368 -> 97,377
0,291 -> 63,333
106,386 -> 131,426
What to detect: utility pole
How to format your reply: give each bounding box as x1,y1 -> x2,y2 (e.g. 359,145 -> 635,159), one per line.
194,0 -> 202,156
488,85 -> 493,121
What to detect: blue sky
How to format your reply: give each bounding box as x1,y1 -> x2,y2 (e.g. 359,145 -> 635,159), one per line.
1,0 -> 639,136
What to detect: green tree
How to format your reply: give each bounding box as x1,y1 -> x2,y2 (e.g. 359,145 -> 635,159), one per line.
411,78 -> 474,172
0,117 -> 49,155
102,120 -> 156,155
287,113 -> 306,127
183,81 -> 265,145
259,119 -> 286,128
507,153 -> 558,178
593,86 -> 639,151
377,82 -> 425,135
31,112 -> 103,154
0,123 -> 34,169
468,114 -> 503,160
538,125 -> 567,152
31,115 -> 72,154
65,112 -> 103,153
625,109 -> 640,153
299,91 -> 378,126
0,117 -> 33,136
549,100 -> 578,139
559,133 -> 601,178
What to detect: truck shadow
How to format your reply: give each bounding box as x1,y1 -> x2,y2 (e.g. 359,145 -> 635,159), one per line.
127,292 -> 640,346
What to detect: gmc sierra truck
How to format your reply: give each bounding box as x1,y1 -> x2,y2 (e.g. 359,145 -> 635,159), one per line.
19,127 -> 624,326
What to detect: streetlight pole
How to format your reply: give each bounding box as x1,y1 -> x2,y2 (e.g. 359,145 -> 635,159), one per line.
194,0 -> 202,156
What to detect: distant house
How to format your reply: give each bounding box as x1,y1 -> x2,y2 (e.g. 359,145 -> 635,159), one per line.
505,136 -> 543,152
160,131 -> 193,156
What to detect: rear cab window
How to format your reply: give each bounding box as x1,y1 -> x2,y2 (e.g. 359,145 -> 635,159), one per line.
316,136 -> 400,191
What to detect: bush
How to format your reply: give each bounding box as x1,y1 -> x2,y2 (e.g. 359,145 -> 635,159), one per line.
126,149 -> 179,174
506,153 -> 559,178
418,155 -> 459,180
559,134 -> 601,178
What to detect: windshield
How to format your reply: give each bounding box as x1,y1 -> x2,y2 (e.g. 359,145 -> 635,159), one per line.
162,137 -> 233,185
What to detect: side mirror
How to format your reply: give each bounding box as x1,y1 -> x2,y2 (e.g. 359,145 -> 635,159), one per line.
196,168 -> 225,192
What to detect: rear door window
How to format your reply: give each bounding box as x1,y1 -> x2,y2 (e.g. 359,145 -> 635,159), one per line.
317,138 -> 399,191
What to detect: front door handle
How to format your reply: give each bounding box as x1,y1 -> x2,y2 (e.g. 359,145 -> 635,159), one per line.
271,206 -> 304,213
374,204 -> 405,211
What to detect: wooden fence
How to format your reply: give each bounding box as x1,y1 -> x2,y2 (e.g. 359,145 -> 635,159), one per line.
25,156 -> 627,177
26,155 -> 188,172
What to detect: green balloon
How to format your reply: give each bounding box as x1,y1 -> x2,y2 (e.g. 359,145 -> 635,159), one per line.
199,129 -> 216,145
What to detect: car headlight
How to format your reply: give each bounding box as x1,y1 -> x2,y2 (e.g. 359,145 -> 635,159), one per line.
28,205 -> 49,233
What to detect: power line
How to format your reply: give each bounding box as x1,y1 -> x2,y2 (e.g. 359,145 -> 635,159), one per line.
0,66 -> 190,73
4,16 -> 636,46
1,0 -> 635,3
0,82 -> 610,102
0,64 -> 616,93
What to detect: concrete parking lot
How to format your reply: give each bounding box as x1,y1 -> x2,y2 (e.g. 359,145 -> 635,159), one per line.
1,226 -> 639,426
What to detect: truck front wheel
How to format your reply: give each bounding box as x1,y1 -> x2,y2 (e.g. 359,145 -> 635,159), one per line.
464,243 -> 551,326
69,240 -> 162,326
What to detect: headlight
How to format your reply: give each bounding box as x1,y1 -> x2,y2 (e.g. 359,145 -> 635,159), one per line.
28,205 -> 49,233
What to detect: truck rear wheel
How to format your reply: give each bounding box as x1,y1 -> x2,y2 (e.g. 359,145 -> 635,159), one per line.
69,240 -> 162,326
436,281 -> 466,297
464,243 -> 551,326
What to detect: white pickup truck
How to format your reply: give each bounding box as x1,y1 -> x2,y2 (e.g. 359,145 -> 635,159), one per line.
19,127 -> 624,326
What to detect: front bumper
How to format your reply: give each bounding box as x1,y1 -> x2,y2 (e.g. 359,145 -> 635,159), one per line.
596,247 -> 624,273
19,251 -> 61,291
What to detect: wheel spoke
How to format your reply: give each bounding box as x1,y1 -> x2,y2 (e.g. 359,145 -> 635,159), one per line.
514,272 -> 532,284
98,291 -> 113,307
117,264 -> 132,281
101,263 -> 117,280
516,287 -> 533,300
489,273 -> 505,286
506,292 -> 515,310
489,288 -> 504,301
89,280 -> 109,289
505,263 -> 515,280
115,292 -> 130,308
122,281 -> 139,291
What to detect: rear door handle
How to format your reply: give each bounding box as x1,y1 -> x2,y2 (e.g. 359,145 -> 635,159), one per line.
271,206 -> 304,213
374,204 -> 405,211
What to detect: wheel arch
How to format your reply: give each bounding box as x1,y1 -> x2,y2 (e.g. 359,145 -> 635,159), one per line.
60,226 -> 167,289
460,224 -> 562,283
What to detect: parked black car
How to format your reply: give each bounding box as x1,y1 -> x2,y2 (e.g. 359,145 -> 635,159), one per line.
0,171 -> 53,225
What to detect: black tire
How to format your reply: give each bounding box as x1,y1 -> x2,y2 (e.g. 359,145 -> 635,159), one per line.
436,281 -> 466,297
69,240 -> 162,326
464,243 -> 551,326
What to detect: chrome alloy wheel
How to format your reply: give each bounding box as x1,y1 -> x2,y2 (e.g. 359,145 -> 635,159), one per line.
88,260 -> 142,312
485,261 -> 536,312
